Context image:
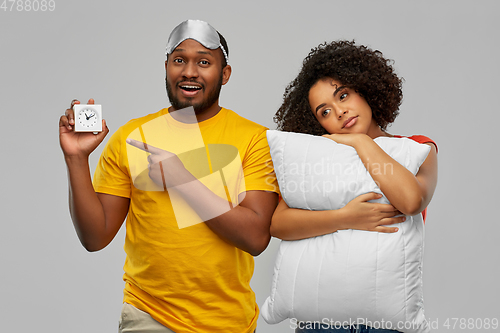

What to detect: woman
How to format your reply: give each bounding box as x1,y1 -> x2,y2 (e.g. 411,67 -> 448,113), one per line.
271,40 -> 438,333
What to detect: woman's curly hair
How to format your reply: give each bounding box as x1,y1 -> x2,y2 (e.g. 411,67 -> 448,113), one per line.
274,40 -> 403,135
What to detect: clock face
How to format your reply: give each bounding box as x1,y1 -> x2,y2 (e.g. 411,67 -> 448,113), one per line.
78,108 -> 99,128
73,104 -> 102,132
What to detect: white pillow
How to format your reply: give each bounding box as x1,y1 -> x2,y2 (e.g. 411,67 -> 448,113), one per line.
261,131 -> 431,333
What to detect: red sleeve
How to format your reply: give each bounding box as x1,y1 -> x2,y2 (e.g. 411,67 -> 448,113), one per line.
394,135 -> 438,153
392,134 -> 438,223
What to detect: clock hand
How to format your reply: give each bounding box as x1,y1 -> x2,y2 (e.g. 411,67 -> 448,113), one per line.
85,113 -> 90,120
88,113 -> 95,119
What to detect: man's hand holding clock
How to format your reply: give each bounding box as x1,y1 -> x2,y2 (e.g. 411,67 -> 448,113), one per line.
59,98 -> 109,159
59,98 -> 127,253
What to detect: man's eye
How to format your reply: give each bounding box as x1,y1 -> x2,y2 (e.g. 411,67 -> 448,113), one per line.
199,60 -> 210,65
322,109 -> 331,117
173,59 -> 184,64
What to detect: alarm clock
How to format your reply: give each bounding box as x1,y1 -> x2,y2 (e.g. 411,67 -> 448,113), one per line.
73,104 -> 103,132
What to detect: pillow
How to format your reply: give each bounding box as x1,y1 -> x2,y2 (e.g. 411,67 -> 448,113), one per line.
261,131 -> 431,333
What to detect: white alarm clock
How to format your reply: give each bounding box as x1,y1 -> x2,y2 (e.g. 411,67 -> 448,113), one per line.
73,104 -> 103,132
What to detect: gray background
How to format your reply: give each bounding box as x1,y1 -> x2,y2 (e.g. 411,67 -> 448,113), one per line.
1,0 -> 499,332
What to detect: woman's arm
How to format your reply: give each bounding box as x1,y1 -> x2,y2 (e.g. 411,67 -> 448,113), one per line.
271,134 -> 437,241
270,192 -> 404,240
324,134 -> 438,216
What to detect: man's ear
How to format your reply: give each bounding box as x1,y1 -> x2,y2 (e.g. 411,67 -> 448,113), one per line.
222,64 -> 232,85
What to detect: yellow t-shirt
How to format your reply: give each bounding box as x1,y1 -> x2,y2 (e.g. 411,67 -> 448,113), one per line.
92,107 -> 278,333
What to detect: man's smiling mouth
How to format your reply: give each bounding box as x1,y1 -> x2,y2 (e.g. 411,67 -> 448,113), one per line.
179,84 -> 202,92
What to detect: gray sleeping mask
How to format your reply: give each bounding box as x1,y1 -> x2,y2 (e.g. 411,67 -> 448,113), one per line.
165,20 -> 229,64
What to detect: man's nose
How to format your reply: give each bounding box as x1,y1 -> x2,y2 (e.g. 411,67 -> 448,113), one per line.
182,62 -> 199,78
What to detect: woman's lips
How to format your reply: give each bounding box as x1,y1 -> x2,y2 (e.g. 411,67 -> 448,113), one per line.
342,116 -> 358,129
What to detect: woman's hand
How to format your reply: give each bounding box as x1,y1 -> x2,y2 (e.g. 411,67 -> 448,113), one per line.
339,192 -> 404,233
324,133 -> 438,216
270,192 -> 402,240
322,133 -> 368,147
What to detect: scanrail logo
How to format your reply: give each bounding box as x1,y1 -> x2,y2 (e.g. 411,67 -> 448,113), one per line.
289,317 -> 499,331
126,106 -> 245,229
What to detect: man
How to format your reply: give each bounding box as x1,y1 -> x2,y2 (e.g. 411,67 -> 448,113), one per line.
59,20 -> 279,333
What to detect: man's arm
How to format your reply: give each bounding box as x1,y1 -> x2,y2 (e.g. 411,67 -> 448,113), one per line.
66,155 -> 129,251
193,190 -> 278,256
60,99 -> 129,251
161,163 -> 278,255
126,138 -> 278,256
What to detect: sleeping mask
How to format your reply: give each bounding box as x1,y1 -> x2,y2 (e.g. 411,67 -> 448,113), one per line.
165,19 -> 229,65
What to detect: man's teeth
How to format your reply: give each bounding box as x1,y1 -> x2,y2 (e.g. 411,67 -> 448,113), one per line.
181,85 -> 201,90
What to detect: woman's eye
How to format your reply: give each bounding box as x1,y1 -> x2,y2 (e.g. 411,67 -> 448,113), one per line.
340,92 -> 348,100
322,109 -> 331,117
